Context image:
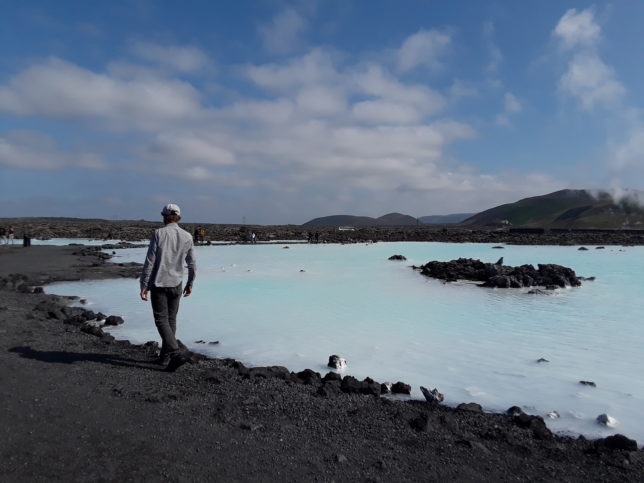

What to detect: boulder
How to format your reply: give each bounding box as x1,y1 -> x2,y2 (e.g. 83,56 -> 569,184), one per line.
457,402 -> 483,413
513,413 -> 552,440
597,434 -> 638,451
327,355 -> 347,370
340,376 -> 381,396
388,255 -> 407,261
579,380 -> 596,387
391,381 -> 411,394
596,414 -> 618,427
294,369 -> 322,386
322,371 -> 342,383
420,386 -> 444,403
80,323 -> 104,337
507,406 -> 524,416
104,315 -> 124,326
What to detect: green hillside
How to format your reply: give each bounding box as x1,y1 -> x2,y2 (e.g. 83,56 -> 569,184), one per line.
460,189 -> 644,229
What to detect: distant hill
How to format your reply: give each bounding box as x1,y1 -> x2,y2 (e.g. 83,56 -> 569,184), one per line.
460,189 -> 644,229
303,212 -> 419,227
418,213 -> 475,224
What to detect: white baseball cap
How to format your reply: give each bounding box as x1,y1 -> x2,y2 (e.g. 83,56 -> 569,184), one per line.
161,203 -> 181,216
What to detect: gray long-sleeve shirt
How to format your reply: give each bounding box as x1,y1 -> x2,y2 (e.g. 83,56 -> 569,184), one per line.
140,223 -> 196,290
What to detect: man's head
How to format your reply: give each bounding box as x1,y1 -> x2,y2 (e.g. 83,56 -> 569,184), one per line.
161,203 -> 181,224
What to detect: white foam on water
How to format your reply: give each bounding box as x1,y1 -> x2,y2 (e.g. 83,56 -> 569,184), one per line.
47,242 -> 644,444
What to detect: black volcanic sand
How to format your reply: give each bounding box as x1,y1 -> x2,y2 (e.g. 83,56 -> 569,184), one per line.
1,245 -> 644,481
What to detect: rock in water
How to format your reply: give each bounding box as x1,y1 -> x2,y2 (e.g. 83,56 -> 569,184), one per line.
420,386 -> 444,403
495,257 -> 503,265
104,315 -> 124,326
327,355 -> 347,370
416,258 -> 581,288
579,380 -> 596,387
547,411 -> 560,419
388,254 -> 407,261
596,414 -> 618,427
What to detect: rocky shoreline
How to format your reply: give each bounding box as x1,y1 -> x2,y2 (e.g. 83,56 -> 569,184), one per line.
1,244 -> 644,481
4,217 -> 644,246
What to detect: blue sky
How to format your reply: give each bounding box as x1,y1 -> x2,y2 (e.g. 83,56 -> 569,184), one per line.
2,0 -> 644,224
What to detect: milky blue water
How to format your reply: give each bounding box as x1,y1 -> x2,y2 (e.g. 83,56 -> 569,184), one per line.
47,242 -> 644,444
31,238 -> 132,246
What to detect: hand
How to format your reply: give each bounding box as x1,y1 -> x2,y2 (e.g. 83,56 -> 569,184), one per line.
140,288 -> 148,301
183,285 -> 192,297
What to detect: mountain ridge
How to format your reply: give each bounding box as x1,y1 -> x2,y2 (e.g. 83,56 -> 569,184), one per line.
460,189 -> 644,229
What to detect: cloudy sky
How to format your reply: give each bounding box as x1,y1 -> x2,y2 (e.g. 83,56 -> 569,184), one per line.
2,1 -> 644,224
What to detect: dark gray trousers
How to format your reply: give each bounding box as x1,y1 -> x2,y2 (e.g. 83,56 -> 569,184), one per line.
150,284 -> 182,356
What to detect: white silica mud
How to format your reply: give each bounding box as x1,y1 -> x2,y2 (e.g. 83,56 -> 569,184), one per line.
48,242 -> 644,444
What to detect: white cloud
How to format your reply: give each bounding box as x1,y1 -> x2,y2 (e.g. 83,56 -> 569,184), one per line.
352,100 -> 423,124
245,49 -> 339,91
504,92 -> 522,113
0,130 -> 105,170
482,21 -> 502,77
0,57 -> 203,128
397,29 -> 451,73
129,41 -> 212,72
147,131 -> 236,166
259,8 -> 307,54
296,85 -> 346,116
352,64 -> 446,118
553,8 -> 601,50
0,36 -> 568,222
559,53 -> 624,110
552,8 -> 625,111
496,92 -> 522,125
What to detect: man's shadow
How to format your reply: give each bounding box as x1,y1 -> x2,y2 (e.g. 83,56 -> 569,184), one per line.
9,346 -> 164,371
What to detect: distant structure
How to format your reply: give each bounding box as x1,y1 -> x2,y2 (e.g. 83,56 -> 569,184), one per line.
338,226 -> 355,231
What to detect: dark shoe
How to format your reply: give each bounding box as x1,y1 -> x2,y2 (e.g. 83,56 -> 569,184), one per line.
154,354 -> 171,365
164,352 -> 189,372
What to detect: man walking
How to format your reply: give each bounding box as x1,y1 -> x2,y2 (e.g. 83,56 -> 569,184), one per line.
140,203 -> 196,372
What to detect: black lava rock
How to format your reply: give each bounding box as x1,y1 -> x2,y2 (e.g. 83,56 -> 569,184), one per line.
391,381 -> 411,394
417,258 -> 581,288
104,315 -> 124,326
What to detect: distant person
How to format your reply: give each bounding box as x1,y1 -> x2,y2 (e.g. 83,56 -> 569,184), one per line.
314,231 -> 319,243
0,226 -> 6,244
140,203 -> 196,372
193,227 -> 200,244
307,232 -> 313,243
251,232 -> 256,244
8,226 -> 14,244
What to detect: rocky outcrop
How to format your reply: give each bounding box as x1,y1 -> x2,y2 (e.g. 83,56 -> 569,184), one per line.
415,258 -> 581,288
388,255 -> 407,261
